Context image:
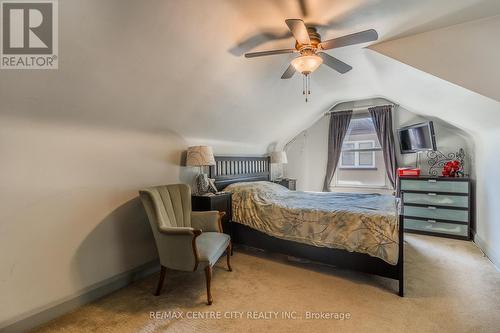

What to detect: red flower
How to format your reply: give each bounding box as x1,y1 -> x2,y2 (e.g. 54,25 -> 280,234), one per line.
442,160 -> 461,177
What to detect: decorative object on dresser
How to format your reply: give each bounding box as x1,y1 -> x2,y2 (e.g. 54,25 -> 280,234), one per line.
400,176 -> 472,240
398,167 -> 421,177
186,146 -> 216,195
273,178 -> 296,190
192,192 -> 233,240
426,148 -> 467,177
441,160 -> 462,177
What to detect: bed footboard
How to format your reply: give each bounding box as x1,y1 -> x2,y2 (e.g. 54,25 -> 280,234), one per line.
398,215 -> 404,297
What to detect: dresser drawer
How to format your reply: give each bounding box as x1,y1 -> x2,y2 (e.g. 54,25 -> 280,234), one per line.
402,192 -> 469,208
404,205 -> 468,222
404,218 -> 468,237
400,179 -> 468,194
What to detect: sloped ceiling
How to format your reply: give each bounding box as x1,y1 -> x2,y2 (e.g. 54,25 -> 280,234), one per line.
370,15 -> 500,102
1,0 -> 500,153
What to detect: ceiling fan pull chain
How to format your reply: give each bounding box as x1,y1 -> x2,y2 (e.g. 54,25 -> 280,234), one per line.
305,74 -> 309,102
302,75 -> 305,95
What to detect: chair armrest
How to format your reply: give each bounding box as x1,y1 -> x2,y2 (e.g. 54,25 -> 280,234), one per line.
155,229 -> 202,271
158,226 -> 202,236
191,211 -> 223,232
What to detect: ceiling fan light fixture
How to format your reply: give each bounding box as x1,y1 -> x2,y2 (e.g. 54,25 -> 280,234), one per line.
242,18 -> 378,103
291,54 -> 323,75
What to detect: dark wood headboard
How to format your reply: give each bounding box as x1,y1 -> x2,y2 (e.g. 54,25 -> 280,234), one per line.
209,156 -> 270,190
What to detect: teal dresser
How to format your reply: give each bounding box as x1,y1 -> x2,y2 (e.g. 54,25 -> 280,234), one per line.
400,176 -> 472,240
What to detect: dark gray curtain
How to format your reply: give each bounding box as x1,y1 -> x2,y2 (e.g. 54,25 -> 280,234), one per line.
323,110 -> 353,191
368,105 -> 398,189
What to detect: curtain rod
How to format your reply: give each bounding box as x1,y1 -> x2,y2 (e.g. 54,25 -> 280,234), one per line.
324,103 -> 398,115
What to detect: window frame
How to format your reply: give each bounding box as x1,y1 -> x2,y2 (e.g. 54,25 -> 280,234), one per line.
332,113 -> 391,190
339,140 -> 377,169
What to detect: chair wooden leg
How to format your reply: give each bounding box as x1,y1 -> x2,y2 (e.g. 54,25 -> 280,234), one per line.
204,265 -> 213,305
154,266 -> 166,296
226,242 -> 232,272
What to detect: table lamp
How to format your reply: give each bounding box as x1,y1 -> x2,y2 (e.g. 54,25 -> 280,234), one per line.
186,146 -> 216,194
271,151 -> 288,180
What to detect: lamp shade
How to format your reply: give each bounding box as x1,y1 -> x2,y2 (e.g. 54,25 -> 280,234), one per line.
271,151 -> 288,164
186,146 -> 216,166
291,55 -> 323,74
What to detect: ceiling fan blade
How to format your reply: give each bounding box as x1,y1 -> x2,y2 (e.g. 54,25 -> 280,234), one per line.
281,64 -> 296,79
285,19 -> 311,45
229,30 -> 292,56
245,48 -> 296,58
319,29 -> 378,50
318,52 -> 352,74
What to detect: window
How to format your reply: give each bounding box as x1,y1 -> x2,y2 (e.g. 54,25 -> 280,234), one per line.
340,140 -> 375,168
333,114 -> 390,189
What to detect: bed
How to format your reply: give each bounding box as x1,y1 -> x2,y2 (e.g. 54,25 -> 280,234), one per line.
210,156 -> 404,296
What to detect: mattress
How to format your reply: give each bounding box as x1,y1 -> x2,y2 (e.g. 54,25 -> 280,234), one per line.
225,181 -> 399,265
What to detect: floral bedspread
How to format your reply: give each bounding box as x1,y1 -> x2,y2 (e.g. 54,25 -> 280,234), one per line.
225,181 -> 399,265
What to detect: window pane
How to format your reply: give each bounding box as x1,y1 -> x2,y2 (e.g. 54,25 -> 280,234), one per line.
359,141 -> 374,149
341,152 -> 355,166
343,142 -> 355,150
344,117 -> 381,148
359,151 -> 373,166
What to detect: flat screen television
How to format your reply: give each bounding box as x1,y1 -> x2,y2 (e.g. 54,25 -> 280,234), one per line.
398,121 -> 437,154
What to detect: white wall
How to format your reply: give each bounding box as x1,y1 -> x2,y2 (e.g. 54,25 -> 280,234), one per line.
284,117 -> 329,191
474,129 -> 500,267
284,98 -> 471,192
0,115 -> 197,327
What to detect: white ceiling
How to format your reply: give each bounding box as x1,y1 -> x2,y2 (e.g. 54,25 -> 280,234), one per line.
1,0 -> 500,153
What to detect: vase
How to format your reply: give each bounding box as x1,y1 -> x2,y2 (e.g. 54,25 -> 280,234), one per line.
196,173 -> 210,195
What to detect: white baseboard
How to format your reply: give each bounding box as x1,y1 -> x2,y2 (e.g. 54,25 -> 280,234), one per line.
474,234 -> 500,272
0,260 -> 159,333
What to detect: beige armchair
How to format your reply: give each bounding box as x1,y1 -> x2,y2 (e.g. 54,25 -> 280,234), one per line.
139,184 -> 232,305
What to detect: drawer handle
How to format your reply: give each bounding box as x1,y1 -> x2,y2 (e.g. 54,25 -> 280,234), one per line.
428,179 -> 437,183
427,206 -> 437,210
427,219 -> 437,223
427,192 -> 437,196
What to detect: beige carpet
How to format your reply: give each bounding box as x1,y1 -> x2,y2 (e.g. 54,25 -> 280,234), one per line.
32,234 -> 500,333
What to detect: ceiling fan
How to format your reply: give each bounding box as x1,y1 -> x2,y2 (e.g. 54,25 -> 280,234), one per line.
245,19 -> 378,102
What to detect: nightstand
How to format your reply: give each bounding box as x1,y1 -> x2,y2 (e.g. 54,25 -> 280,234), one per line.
191,192 -> 232,238
273,178 -> 296,190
